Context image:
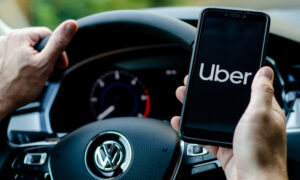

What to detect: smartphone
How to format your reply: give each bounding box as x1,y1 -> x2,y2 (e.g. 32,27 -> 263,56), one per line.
179,8 -> 270,147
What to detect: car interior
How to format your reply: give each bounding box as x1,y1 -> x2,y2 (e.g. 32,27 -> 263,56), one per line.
0,2 -> 299,180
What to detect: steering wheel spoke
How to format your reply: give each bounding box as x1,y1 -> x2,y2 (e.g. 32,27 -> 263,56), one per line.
0,140 -> 56,180
176,142 -> 222,178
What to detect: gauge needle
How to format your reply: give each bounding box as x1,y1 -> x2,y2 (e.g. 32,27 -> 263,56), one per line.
97,105 -> 115,120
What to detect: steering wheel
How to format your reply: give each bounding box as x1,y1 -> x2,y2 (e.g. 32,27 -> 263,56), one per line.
0,10 -> 202,180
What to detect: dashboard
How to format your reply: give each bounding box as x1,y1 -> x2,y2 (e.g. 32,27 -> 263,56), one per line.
50,45 -> 190,132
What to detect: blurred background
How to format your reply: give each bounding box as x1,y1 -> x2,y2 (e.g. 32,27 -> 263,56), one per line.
0,0 -> 300,29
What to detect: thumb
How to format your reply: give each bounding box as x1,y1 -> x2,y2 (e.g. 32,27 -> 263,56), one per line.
248,66 -> 274,111
38,20 -> 78,65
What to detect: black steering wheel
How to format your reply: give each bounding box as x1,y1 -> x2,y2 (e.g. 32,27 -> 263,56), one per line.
0,10 -> 201,180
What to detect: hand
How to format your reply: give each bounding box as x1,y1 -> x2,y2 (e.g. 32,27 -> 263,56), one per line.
171,67 -> 288,180
0,20 -> 78,120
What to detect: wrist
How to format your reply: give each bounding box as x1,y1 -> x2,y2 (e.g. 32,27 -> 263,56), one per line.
231,162 -> 288,180
245,165 -> 288,180
248,171 -> 288,180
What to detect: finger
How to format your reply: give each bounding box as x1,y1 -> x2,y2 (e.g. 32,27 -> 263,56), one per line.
170,116 -> 181,131
38,20 -> 78,65
184,75 -> 188,86
215,147 -> 233,170
23,27 -> 52,46
56,51 -> 69,69
249,66 -> 274,110
176,86 -> 185,103
202,145 -> 219,156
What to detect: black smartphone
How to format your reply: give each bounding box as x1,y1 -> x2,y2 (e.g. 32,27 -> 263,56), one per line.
179,8 -> 270,147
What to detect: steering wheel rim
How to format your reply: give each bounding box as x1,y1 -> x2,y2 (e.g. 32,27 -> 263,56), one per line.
35,10 -> 197,81
36,10 -> 197,53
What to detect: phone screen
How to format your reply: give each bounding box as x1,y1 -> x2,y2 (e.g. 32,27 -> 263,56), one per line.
180,9 -> 269,145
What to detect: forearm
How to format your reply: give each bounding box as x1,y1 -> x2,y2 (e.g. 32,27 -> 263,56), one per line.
247,171 -> 288,180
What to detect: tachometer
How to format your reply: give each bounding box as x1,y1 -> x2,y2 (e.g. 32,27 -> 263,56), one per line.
90,70 -> 150,120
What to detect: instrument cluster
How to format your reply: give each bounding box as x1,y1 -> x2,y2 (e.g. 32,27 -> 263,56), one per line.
49,46 -> 190,132
89,70 -> 150,120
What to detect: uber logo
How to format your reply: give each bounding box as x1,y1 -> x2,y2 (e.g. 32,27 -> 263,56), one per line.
199,63 -> 252,85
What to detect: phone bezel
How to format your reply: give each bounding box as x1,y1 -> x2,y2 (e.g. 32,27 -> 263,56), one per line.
179,8 -> 270,147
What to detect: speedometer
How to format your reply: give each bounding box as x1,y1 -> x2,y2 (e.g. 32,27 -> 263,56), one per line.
90,70 -> 150,120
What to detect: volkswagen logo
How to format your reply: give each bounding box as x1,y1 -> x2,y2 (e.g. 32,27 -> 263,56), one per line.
94,140 -> 124,172
85,131 -> 132,178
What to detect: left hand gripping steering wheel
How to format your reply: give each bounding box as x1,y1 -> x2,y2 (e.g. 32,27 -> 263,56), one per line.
0,10 -> 198,180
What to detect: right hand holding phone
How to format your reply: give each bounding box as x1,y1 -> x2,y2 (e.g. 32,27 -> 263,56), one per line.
171,67 -> 288,180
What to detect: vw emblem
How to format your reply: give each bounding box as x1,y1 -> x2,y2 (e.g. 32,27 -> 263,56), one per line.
85,131 -> 132,178
94,140 -> 124,172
